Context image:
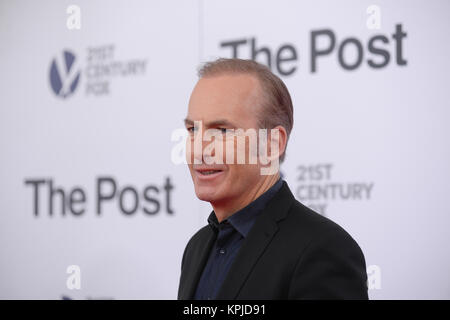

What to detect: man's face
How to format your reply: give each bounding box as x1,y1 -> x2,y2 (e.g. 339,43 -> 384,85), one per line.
185,74 -> 265,205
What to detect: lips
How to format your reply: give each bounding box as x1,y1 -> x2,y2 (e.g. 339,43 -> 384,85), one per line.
194,166 -> 225,180
199,170 -> 221,175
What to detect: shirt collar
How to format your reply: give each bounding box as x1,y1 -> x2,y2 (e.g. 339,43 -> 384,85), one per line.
207,178 -> 283,238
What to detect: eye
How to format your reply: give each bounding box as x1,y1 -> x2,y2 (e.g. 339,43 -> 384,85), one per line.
219,128 -> 230,134
186,126 -> 197,133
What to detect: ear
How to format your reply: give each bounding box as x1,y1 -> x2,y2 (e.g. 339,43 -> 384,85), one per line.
268,125 -> 287,161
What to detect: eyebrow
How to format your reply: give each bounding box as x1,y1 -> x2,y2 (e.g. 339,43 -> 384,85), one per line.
184,118 -> 237,128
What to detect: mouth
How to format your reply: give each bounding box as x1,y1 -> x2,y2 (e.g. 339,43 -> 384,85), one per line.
194,167 -> 225,180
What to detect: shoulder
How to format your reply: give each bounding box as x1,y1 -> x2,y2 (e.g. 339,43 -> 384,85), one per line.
269,181 -> 361,250
282,200 -> 368,298
282,199 -> 365,259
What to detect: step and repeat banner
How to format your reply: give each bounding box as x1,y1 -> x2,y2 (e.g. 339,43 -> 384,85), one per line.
0,0 -> 449,299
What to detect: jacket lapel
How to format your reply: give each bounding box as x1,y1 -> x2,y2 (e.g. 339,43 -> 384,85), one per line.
180,227 -> 217,299
215,181 -> 295,299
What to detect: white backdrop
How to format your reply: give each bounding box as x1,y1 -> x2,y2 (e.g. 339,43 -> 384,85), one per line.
0,0 -> 449,299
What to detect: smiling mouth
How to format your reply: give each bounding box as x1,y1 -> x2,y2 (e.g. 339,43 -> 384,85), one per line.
199,170 -> 222,175
194,168 -> 225,178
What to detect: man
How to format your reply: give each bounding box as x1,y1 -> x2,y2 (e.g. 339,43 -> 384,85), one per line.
177,58 -> 368,300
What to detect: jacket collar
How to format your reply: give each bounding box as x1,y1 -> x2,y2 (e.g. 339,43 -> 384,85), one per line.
207,178 -> 283,238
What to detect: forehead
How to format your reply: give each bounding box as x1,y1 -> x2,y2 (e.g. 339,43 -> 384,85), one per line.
187,73 -> 261,126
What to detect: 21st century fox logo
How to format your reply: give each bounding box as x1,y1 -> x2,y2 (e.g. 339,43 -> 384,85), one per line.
49,46 -> 147,98
49,50 -> 81,98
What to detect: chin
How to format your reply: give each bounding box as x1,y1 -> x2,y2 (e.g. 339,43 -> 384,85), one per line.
194,185 -> 220,202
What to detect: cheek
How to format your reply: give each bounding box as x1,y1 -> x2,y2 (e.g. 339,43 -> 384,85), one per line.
231,138 -> 248,164
226,164 -> 246,181
223,137 -> 235,163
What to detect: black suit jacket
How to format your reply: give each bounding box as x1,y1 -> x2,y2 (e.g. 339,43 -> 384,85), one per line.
177,181 -> 368,299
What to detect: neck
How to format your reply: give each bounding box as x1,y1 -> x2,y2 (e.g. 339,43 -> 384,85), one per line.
212,173 -> 280,223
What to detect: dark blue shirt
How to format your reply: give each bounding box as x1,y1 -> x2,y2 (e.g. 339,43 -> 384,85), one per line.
194,178 -> 283,300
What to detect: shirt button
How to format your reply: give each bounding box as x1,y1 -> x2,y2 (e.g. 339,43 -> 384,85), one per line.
219,248 -> 226,254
